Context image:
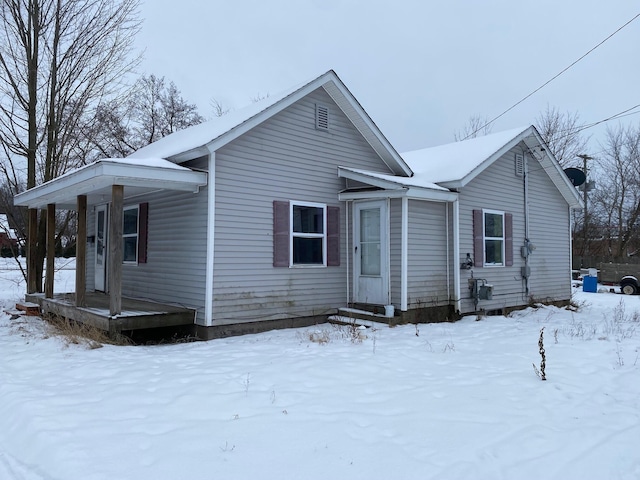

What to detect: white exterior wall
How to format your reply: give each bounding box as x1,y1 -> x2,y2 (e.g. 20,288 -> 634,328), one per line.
526,156 -> 573,301
406,199 -> 452,309
456,144 -> 569,313
210,87 -> 394,324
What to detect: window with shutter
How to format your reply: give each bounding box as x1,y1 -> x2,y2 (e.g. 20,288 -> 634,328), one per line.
122,202 -> 149,264
273,201 -> 340,267
473,209 -> 513,267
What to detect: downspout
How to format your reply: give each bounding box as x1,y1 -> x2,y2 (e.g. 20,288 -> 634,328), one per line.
445,202 -> 450,301
523,148 -> 530,299
568,205 -> 573,285
453,197 -> 461,313
401,196 -> 408,311
204,152 -> 216,326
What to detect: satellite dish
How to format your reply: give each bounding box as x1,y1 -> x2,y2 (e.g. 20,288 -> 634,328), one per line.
564,167 -> 586,187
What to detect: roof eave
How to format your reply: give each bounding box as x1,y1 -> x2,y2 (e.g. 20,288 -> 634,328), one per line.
193,71 -> 412,177
14,161 -> 208,210
338,167 -> 457,202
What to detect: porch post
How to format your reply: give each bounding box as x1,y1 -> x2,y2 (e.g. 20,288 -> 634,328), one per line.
75,195 -> 87,307
45,204 -> 55,298
27,208 -> 38,293
109,185 -> 123,316
401,196 -> 408,311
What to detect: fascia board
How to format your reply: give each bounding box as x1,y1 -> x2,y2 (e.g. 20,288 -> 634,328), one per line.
524,131 -> 583,208
339,189 -> 409,201
339,167 -> 457,202
454,129 -> 532,188
14,161 -> 207,209
338,166 -> 406,191
202,71 -> 414,179
322,76 -> 413,177
204,73 -> 334,154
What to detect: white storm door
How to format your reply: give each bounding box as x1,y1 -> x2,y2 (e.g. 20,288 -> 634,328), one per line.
95,204 -> 108,292
354,200 -> 388,305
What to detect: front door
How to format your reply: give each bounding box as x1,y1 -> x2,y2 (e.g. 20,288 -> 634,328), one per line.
95,204 -> 108,292
354,200 -> 388,305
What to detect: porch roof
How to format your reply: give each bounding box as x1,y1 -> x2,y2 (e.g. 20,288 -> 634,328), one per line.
14,158 -> 208,210
338,166 -> 458,202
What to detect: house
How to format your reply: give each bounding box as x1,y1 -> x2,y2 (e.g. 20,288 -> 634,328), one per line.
14,70 -> 582,338
0,214 -> 18,257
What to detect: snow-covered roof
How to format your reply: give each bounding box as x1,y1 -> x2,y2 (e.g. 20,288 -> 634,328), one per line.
341,125 -> 582,208
128,70 -> 412,177
14,158 -> 208,210
401,126 -> 531,185
402,125 -> 581,207
0,214 -> 17,239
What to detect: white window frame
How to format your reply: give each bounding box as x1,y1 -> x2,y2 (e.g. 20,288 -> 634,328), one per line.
290,201 -> 327,267
483,209 -> 505,267
123,204 -> 139,265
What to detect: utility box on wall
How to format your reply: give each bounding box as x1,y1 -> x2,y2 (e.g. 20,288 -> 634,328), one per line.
469,278 -> 494,301
479,284 -> 493,300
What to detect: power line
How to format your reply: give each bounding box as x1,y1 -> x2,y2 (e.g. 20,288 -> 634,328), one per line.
464,12 -> 640,140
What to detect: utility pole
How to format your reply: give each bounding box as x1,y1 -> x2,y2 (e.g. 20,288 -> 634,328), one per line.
577,154 -> 593,260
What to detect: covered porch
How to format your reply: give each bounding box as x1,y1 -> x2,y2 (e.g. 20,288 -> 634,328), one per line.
14,158 -> 208,333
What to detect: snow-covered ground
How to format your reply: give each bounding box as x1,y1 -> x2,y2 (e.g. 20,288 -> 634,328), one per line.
0,259 -> 638,480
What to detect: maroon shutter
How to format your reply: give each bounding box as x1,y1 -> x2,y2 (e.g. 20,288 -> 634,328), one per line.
505,213 -> 513,266
327,206 -> 340,266
138,202 -> 148,264
473,209 -> 483,267
273,201 -> 290,267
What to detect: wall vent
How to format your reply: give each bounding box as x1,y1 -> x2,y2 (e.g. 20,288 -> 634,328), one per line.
315,104 -> 329,130
515,153 -> 524,177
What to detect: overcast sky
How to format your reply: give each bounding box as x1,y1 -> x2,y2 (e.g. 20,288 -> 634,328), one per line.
135,1 -> 639,165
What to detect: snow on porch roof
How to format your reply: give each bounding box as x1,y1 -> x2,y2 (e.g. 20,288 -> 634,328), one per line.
14,158 -> 208,210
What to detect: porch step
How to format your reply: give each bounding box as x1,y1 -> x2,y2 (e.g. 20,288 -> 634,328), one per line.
15,302 -> 41,316
331,307 -> 395,326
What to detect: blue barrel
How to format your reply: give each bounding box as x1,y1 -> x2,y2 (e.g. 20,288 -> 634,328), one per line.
582,275 -> 597,293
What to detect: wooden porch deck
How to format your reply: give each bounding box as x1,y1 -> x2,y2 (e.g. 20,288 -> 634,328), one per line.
25,292 -> 196,333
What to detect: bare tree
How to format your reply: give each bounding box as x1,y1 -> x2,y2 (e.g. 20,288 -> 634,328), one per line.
80,74 -> 204,160
0,0 -> 141,292
454,114 -> 493,141
591,124 -> 640,258
210,97 -> 230,118
535,105 -> 589,167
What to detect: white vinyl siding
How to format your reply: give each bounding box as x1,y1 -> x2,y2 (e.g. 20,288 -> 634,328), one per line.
458,146 -> 527,313
406,200 -> 452,309
211,87 -> 394,324
457,145 -> 572,313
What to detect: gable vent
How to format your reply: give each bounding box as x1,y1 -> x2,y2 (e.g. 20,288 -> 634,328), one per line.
515,153 -> 524,177
315,103 -> 329,130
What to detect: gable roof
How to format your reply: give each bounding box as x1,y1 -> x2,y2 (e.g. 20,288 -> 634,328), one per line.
129,70 -> 413,177
401,125 -> 582,208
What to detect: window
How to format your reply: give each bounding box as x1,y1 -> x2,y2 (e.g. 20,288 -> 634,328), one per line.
123,205 -> 139,263
472,209 -> 513,267
273,201 -> 340,268
122,203 -> 148,264
483,210 -> 504,265
292,202 -> 326,265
